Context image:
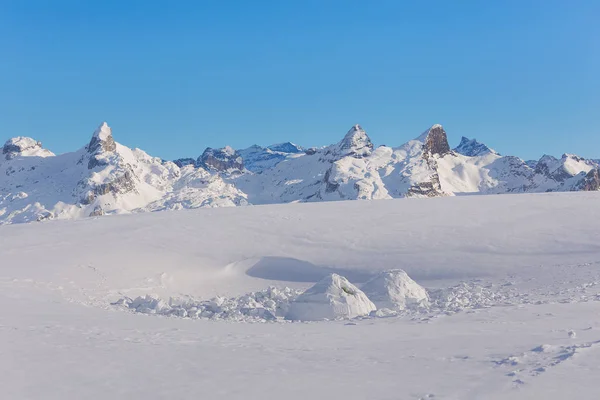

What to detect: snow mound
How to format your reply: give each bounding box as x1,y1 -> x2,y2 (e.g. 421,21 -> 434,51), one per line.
115,286 -> 302,322
361,269 -> 430,311
285,274 -> 376,321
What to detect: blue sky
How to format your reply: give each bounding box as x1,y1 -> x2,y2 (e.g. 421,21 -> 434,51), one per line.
1,0 -> 598,161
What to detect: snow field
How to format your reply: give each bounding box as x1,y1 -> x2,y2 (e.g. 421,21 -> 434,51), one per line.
3,192 -> 600,399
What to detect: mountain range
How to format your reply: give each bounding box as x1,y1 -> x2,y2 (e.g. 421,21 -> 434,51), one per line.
1,122 -> 598,225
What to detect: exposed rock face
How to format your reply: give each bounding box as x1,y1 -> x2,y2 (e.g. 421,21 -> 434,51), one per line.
199,146 -> 244,172
400,124 -> 451,198
87,122 -> 117,169
407,177 -> 444,198
88,122 -> 116,154
535,154 -> 596,185
423,124 -> 450,157
80,166 -> 138,205
89,205 -> 104,217
173,158 -> 196,168
574,168 -> 600,191
454,137 -> 498,157
535,155 -> 570,182
525,160 -> 538,169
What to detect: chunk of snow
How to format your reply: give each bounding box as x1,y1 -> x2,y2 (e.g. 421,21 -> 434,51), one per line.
361,269 -> 430,311
286,274 -> 376,321
116,286 -> 302,322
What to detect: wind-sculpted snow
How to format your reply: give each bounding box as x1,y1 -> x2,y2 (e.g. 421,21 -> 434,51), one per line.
285,274 -> 376,321
361,269 -> 430,311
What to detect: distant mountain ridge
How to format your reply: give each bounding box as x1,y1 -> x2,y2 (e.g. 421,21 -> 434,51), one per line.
0,122 -> 598,225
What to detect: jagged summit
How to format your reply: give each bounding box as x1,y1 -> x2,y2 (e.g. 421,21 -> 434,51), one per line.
1,121 -> 600,226
2,137 -> 54,160
335,124 -> 373,157
423,124 -> 450,156
88,122 -> 116,154
454,137 -> 498,157
93,122 -> 112,140
267,142 -> 303,154
199,146 -> 244,172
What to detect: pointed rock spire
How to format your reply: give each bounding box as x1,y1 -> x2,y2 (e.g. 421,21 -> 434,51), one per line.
422,124 -> 450,157
88,122 -> 116,154
336,124 -> 373,158
454,136 -> 498,157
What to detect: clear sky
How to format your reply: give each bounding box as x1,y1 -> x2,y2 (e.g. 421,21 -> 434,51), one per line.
1,0 -> 598,161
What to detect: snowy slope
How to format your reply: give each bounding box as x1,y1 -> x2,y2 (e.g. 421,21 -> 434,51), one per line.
2,193 -> 600,399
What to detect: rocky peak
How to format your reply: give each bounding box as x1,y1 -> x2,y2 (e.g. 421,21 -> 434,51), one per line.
575,168 -> 600,191
454,136 -> 498,157
198,146 -> 244,172
525,160 -> 538,169
3,137 -> 54,160
422,124 -> 451,157
173,158 -> 197,168
267,142 -> 304,154
562,153 -> 584,162
335,124 -> 373,158
88,122 -> 116,154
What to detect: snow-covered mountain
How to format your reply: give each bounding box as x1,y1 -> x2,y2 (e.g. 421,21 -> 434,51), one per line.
454,136 -> 499,157
0,123 -> 246,224
237,142 -> 304,173
1,121 -> 598,225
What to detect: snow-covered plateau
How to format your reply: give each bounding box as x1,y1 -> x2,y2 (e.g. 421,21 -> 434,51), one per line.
2,192 -> 600,399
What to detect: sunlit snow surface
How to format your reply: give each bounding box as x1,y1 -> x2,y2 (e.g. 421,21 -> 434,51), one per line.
2,192 -> 600,399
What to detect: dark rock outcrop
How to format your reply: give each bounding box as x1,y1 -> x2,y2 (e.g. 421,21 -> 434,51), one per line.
3,137 -> 45,160
535,154 -> 592,183
423,124 -> 450,157
173,158 -> 197,168
267,142 -> 303,153
80,167 -> 138,205
454,136 -> 498,157
87,122 -> 117,169
574,168 -> 600,191
88,122 -> 116,154
198,146 -> 244,172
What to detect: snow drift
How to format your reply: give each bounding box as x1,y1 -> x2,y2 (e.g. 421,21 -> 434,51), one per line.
285,274 -> 376,321
361,269 -> 430,311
